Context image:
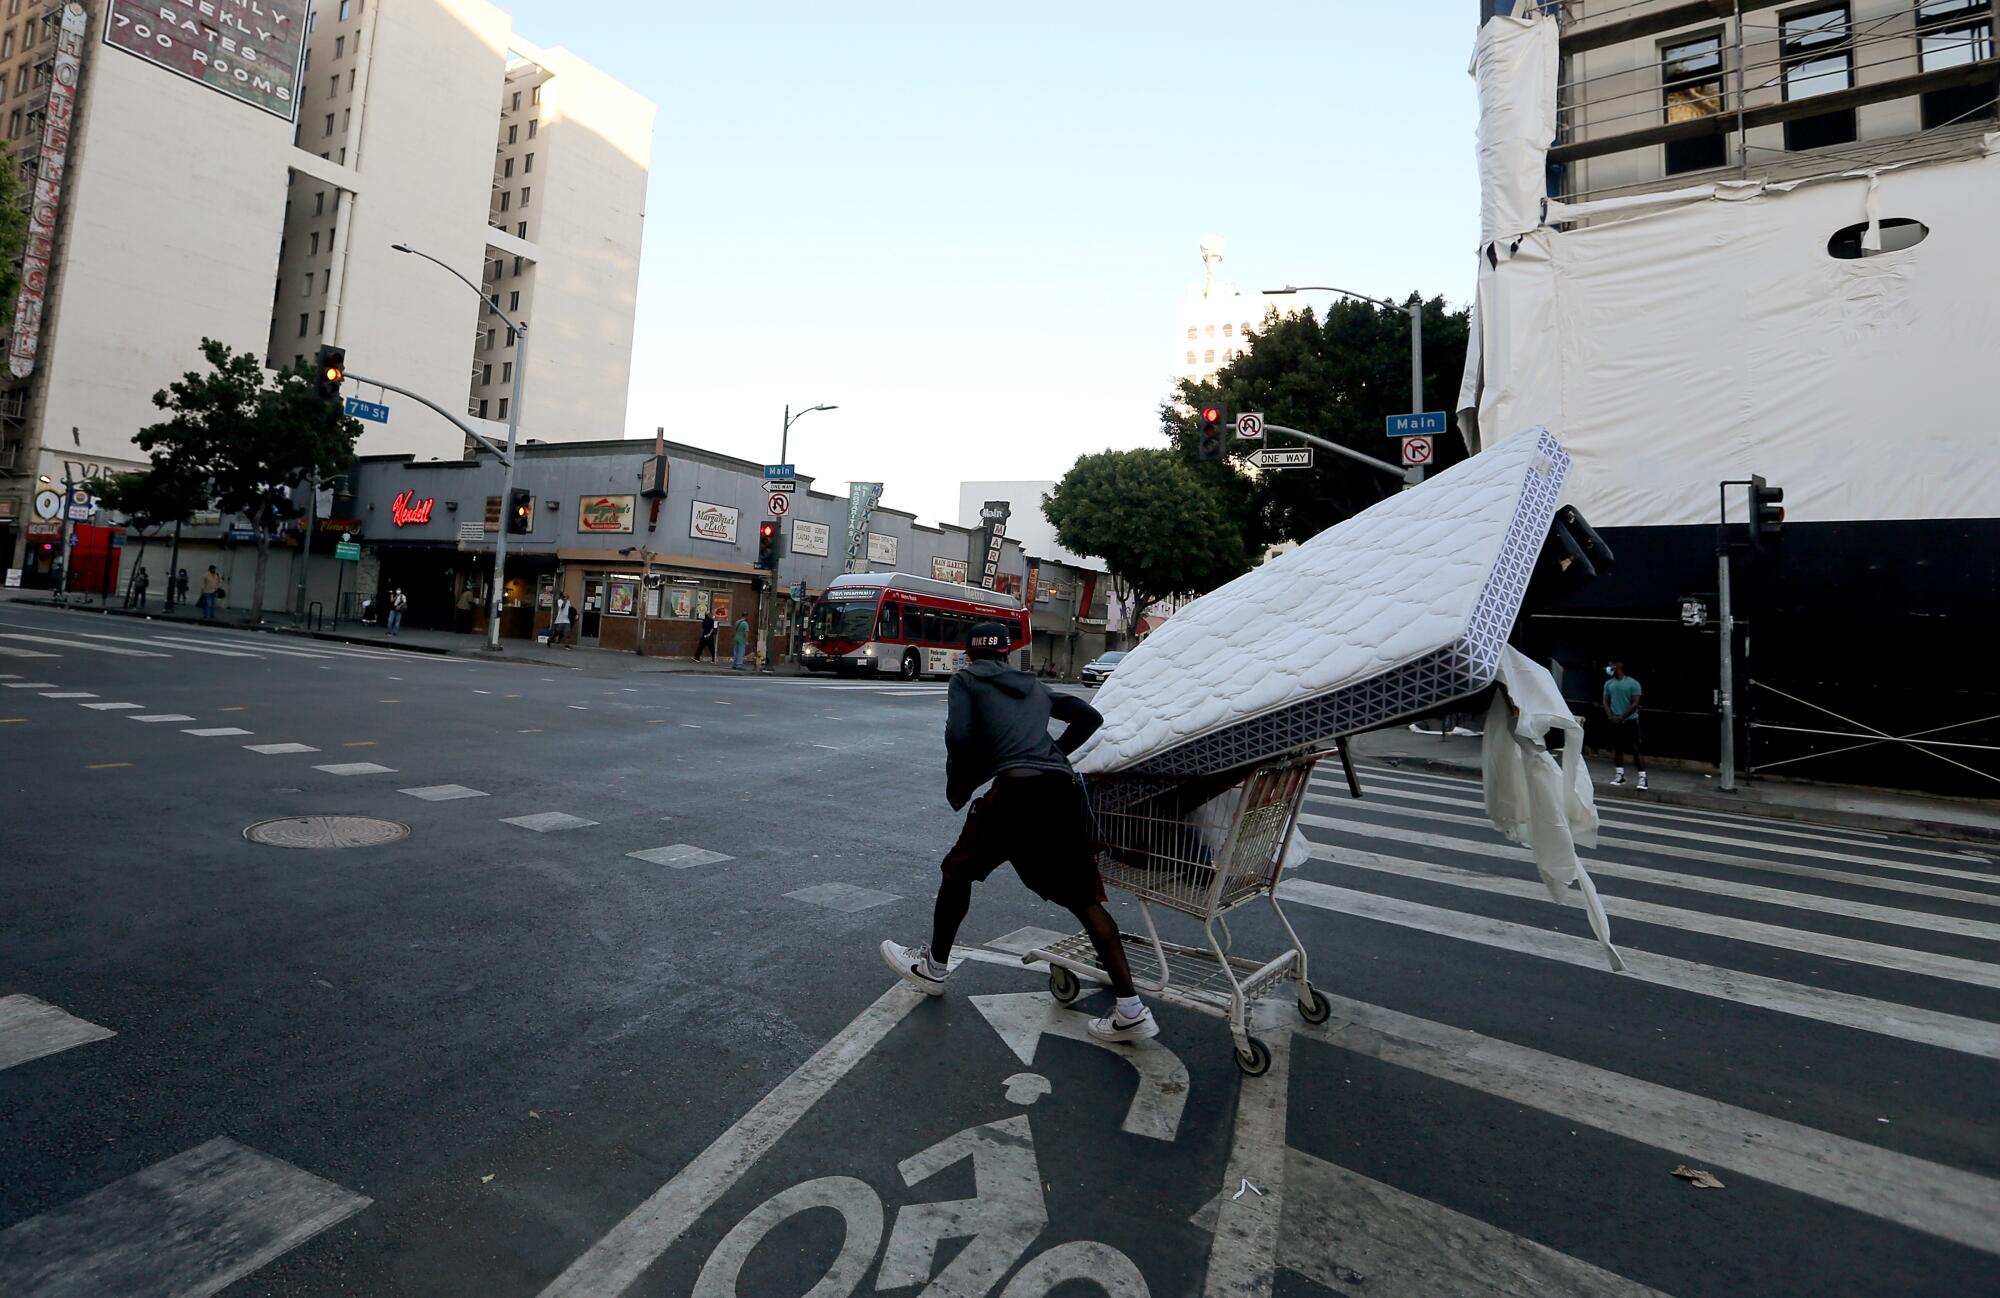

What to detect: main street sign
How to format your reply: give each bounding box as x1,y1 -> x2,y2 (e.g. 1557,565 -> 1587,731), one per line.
764,464 -> 795,480
1385,411 -> 1448,437
1247,447 -> 1313,470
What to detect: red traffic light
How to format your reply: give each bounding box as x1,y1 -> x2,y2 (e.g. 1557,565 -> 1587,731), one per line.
758,521 -> 777,539
1199,405 -> 1223,425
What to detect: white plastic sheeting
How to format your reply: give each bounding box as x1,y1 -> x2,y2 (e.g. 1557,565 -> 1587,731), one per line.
1461,21 -> 1998,527
1470,8 -> 1558,251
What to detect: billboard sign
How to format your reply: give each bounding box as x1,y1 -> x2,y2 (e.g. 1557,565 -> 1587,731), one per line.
791,519 -> 829,557
690,499 -> 739,545
930,556 -> 968,584
104,0 -> 310,122
577,494 -> 635,533
8,4 -> 86,379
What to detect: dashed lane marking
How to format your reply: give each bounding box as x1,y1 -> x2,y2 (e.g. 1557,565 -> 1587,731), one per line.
0,645 -> 57,658
218,706 -> 247,713
86,762 -> 133,770
784,882 -> 902,913
0,994 -> 115,1071
518,728 -> 544,734
312,762 -> 398,776
39,692 -> 96,699
182,727 -> 254,738
80,702 -> 143,711
245,743 -> 320,756
3,682 -> 58,689
400,784 -> 489,801
502,812 -> 598,832
129,714 -> 195,723
0,718 -> 23,724
627,844 -> 733,868
342,741 -> 377,747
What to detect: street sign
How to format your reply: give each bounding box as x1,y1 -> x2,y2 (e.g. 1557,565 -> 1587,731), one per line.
1680,597 -> 1709,627
1247,447 -> 1313,470
335,541 -> 360,561
1235,412 -> 1264,440
65,487 -> 94,521
343,397 -> 390,423
763,464 -> 794,480
766,492 -> 790,516
1386,411 -> 1448,437
766,478 -> 797,493
1399,435 -> 1433,466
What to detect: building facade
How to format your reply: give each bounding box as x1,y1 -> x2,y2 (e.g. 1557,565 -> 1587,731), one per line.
1500,0 -> 1997,203
1173,236 -> 1294,388
0,0 -> 652,584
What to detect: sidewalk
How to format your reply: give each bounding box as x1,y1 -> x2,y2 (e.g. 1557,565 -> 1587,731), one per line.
0,592 -> 804,676
1351,726 -> 2000,847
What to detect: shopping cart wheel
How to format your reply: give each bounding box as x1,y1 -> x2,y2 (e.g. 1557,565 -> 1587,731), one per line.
1048,966 -> 1081,1005
1297,988 -> 1331,1024
1234,1037 -> 1273,1077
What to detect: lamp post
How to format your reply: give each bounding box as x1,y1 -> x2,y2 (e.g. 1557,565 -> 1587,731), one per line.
393,242 -> 530,651
1264,284 -> 1427,481
619,544 -> 657,654
765,402 -> 837,671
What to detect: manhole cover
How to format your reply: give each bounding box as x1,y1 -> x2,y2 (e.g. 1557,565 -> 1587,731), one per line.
243,816 -> 409,849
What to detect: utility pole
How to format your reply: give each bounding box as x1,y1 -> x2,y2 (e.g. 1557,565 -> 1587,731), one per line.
765,402 -> 837,671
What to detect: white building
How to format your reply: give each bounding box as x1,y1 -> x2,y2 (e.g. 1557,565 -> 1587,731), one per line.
0,0 -> 652,579
1172,235 -> 1295,387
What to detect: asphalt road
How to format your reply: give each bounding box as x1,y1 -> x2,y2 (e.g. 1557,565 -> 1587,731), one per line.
1,598 -> 1996,1298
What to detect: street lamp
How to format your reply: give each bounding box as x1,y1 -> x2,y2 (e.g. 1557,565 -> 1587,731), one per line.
394,241 -> 531,651
767,402 -> 837,670
1264,284 -> 1427,480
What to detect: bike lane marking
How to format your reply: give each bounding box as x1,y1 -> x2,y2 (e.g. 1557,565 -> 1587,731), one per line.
971,993 -> 1188,1142
538,980 -> 929,1297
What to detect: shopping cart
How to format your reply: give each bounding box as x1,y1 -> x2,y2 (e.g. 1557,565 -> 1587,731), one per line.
1023,750 -> 1332,1076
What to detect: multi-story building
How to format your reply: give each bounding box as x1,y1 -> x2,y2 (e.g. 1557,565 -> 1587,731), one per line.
1490,0 -> 1998,202
1173,236 -> 1294,387
0,0 -> 652,588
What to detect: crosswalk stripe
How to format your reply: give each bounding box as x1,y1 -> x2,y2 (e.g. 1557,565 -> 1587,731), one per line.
1319,775 -> 2000,884
1298,808 -> 2000,934
0,994 -> 115,1072
144,634 -> 339,661
1302,839 -> 2000,990
0,632 -> 167,657
1292,995 -> 2000,1256
1275,878 -> 2000,1060
0,1137 -> 370,1297
0,644 -> 57,658
57,629 -> 263,659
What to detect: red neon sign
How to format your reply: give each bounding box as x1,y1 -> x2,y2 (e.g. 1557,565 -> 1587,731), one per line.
391,490 -> 436,527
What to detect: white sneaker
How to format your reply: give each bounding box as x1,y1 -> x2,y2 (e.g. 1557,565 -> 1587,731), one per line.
1449,726 -> 1482,738
1087,1006 -> 1159,1044
1637,773 -> 1649,791
879,940 -> 947,997
1611,771 -> 1626,786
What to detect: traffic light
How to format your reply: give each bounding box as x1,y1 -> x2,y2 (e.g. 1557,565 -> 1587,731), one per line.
756,518 -> 780,570
506,488 -> 532,534
1749,475 -> 1785,549
312,344 -> 346,405
1196,401 -> 1229,462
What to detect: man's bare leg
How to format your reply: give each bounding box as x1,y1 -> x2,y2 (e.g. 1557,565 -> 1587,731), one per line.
1070,900 -> 1138,998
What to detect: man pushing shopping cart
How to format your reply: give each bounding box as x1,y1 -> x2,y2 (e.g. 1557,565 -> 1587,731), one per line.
880,621 -> 1159,1043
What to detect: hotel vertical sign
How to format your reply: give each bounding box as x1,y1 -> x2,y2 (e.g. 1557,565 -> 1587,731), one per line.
8,4 -> 86,379
103,0 -> 309,122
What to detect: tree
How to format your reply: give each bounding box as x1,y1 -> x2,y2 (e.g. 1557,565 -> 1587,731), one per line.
0,145 -> 28,327
97,464 -> 210,604
132,339 -> 362,623
1042,448 -> 1253,634
1164,296 -> 1471,548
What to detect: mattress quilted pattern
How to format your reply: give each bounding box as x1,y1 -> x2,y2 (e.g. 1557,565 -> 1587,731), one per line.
1075,427 -> 1569,782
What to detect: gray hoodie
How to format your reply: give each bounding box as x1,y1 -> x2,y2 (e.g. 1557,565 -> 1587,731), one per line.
945,658 -> 1103,810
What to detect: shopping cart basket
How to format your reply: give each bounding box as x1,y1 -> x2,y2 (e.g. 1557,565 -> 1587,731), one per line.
1023,751 -> 1331,1075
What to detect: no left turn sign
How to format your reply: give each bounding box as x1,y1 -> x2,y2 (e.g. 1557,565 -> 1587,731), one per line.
1400,435 -> 1433,466
766,492 -> 790,516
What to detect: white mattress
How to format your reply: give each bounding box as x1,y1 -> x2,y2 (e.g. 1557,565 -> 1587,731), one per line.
1074,426 -> 1568,783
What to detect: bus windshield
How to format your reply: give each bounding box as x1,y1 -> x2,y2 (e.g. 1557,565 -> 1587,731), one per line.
807,596 -> 879,642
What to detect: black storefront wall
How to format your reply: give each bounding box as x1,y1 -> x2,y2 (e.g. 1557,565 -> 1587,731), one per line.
1521,519 -> 2000,799
369,543 -> 557,636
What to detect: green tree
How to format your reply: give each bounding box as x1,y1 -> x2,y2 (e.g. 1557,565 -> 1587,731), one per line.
1165,297 -> 1471,547
97,464 -> 210,604
0,145 -> 28,327
1042,448 -> 1252,634
133,339 -> 361,623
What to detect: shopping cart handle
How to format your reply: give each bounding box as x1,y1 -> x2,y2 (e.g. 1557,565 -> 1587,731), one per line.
1335,737 -> 1363,799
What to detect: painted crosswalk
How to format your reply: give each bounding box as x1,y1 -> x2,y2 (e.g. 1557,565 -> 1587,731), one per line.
0,619 -> 468,667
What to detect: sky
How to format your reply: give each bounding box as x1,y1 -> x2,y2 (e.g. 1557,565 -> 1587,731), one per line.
500,2 -> 1484,527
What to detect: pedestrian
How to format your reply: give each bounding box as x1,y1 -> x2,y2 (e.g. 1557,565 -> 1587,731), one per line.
456,585 -> 478,634
731,611 -> 750,671
881,622 -> 1157,1043
132,567 -> 150,610
174,568 -> 190,609
695,610 -> 718,662
199,565 -> 223,621
386,588 -> 407,636
1603,661 -> 1646,790
549,594 -> 572,646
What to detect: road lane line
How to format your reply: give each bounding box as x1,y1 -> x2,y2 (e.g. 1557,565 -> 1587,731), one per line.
86,762 -> 133,770
4,682 -> 57,688
538,983 -> 928,1298
1275,879 -> 2000,1060
0,1137 -> 370,1297
40,692 -> 96,699
0,994 -> 114,1071
80,702 -> 143,711
1200,1003 -> 1291,1298
0,632 -> 167,657
1303,839 -> 2000,990
400,785 -> 488,801
130,714 -> 195,723
313,762 -> 397,776
1295,994 -> 2000,1256
182,727 -> 253,738
0,645 -> 58,658
1297,811 -> 2000,936
0,717 -> 23,724
245,743 -> 319,755
64,630 -> 260,659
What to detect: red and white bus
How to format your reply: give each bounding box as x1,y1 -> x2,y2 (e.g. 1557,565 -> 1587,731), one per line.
801,572 -> 1030,680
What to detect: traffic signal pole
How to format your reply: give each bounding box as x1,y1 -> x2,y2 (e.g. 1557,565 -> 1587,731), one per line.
487,327 -> 528,651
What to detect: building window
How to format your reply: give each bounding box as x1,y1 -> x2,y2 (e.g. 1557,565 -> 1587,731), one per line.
322,269 -> 331,293
323,112 -> 334,137
1222,323 -> 1233,337
1917,2 -> 1998,129
317,311 -> 325,332
481,363 -> 492,386
339,0 -> 351,18
507,124 -> 518,144
519,187 -> 530,207
508,290 -> 520,311
1780,6 -> 1857,150
512,255 -> 523,275
1203,349 -> 1215,363
15,67 -> 26,96
1661,32 -> 1727,174
349,69 -> 356,92
4,32 -> 14,57
342,108 -> 349,132
501,361 -> 512,382
1185,326 -> 1196,340
511,91 -> 521,111
497,398 -> 508,418
303,274 -> 314,297
531,84 -> 541,105
330,75 -> 338,98
498,191 -> 510,211
7,110 -> 18,139
478,399 -> 489,418
303,46 -> 310,70
523,153 -> 533,173
1204,324 -> 1215,337
298,313 -> 309,337
309,232 -> 319,255
527,120 -> 537,138
314,191 -> 325,215
503,157 -> 513,178
334,35 -> 345,58
1185,351 -> 1197,364
295,354 -> 305,368
517,221 -> 527,237
506,326 -> 517,346
485,328 -> 496,350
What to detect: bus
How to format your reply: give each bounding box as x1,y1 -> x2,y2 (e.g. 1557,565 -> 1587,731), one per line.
801,572 -> 1030,680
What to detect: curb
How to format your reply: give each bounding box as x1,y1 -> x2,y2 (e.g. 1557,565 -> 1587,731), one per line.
1368,751 -> 2000,848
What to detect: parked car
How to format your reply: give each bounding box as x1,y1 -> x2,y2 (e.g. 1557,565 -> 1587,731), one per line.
1078,650 -> 1127,685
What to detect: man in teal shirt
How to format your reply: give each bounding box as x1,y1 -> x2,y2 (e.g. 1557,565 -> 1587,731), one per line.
731,613 -> 751,671
1602,662 -> 1645,790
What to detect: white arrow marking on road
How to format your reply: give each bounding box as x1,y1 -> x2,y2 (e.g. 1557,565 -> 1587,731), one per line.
879,1115 -> 1047,1294
970,992 -> 1187,1142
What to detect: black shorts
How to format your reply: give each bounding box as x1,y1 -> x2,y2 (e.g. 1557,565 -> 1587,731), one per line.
1610,716 -> 1642,750
941,771 -> 1105,911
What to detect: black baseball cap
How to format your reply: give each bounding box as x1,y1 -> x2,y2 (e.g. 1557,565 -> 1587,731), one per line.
966,621 -> 1012,658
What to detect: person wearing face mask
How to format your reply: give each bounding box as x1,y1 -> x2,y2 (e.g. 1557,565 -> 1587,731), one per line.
1602,661 -> 1645,790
